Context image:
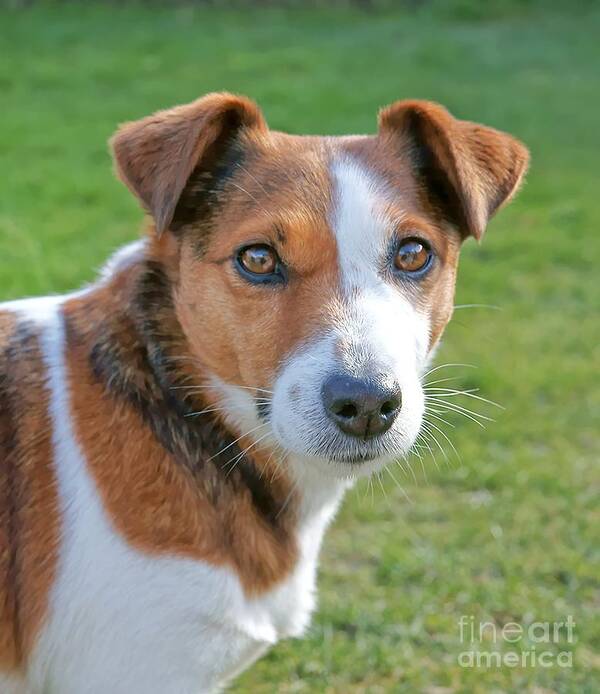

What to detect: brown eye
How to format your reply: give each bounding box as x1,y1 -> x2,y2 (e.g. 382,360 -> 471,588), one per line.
236,244 -> 283,282
394,239 -> 432,274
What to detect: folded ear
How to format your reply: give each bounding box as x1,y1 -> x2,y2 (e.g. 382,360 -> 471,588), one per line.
378,100 -> 529,240
110,92 -> 267,235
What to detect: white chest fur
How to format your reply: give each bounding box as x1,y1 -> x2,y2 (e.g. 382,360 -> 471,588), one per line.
32,454 -> 345,694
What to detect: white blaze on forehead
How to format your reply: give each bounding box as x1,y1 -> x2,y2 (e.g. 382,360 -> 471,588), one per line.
329,155 -> 430,371
330,156 -> 401,292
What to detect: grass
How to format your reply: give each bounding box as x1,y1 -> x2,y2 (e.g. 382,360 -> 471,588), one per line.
1,3 -> 599,692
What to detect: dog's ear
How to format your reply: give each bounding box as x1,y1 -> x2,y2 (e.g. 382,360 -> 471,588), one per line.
378,100 -> 529,240
110,92 -> 267,235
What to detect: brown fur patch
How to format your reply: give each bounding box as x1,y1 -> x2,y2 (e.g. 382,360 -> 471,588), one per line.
174,130 -> 340,389
62,269 -> 299,595
0,311 -> 60,669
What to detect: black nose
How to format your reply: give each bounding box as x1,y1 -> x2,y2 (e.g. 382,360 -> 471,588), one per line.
321,374 -> 402,439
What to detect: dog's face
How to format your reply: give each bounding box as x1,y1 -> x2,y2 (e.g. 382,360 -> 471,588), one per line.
112,93 -> 528,478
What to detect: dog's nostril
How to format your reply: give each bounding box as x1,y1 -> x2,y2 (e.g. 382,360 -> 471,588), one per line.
335,402 -> 358,419
380,399 -> 398,417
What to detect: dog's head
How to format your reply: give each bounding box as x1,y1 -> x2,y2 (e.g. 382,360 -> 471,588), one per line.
111,93 -> 528,479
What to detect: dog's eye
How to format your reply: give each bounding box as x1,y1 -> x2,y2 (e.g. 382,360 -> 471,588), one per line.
239,245 -> 277,274
394,238 -> 432,275
236,244 -> 284,283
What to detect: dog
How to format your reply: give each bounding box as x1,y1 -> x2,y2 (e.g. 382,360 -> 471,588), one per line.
0,93 -> 528,693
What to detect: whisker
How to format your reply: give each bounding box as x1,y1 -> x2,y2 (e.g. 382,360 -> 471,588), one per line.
428,409 -> 486,430
207,422 -> 268,461
184,406 -> 231,418
375,473 -> 392,510
422,375 -> 465,387
426,399 -> 494,424
269,450 -> 289,486
417,435 -> 444,471
423,387 -> 479,395
424,388 -> 504,410
423,410 -> 456,428
427,393 -> 489,413
259,447 -> 279,481
223,431 -> 272,476
423,386 -> 479,393
422,363 -> 477,378
428,402 -> 491,423
422,419 -> 461,463
413,441 -> 429,482
275,474 -> 298,520
170,372 -> 200,388
418,424 -> 451,467
385,465 -> 413,504
400,452 -> 418,484
171,384 -> 274,395
421,434 -> 442,471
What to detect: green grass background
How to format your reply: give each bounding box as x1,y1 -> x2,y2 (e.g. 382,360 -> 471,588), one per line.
1,2 -> 598,692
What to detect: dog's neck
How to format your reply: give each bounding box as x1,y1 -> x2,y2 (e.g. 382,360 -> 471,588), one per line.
64,240 -> 349,583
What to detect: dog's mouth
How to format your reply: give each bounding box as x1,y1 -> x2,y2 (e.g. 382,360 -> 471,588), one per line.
327,450 -> 380,465
291,430 -> 405,471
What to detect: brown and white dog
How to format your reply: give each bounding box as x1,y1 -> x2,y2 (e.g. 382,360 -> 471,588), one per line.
0,93 -> 528,693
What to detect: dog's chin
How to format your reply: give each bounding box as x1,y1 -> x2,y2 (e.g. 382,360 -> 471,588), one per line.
270,403 -> 424,481
276,434 -> 415,481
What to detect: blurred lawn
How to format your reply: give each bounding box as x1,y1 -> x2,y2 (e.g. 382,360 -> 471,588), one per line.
1,3 -> 599,693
